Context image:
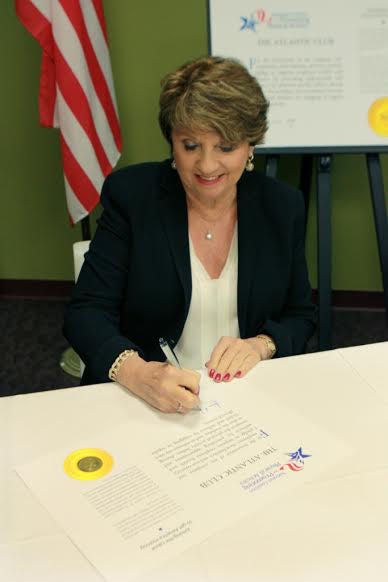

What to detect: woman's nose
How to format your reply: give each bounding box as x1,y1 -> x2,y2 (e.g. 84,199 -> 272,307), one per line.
196,151 -> 219,175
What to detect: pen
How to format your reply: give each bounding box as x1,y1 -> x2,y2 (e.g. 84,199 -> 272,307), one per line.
159,337 -> 181,367
159,337 -> 201,410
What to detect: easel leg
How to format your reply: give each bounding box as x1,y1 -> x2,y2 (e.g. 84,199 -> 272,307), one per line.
299,154 -> 313,231
265,155 -> 278,178
366,153 -> 388,322
317,155 -> 333,350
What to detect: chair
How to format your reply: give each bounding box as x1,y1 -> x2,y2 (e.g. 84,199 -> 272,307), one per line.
73,240 -> 91,281
59,240 -> 91,379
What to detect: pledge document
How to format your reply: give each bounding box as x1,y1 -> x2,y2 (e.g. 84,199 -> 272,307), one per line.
209,0 -> 388,149
16,378 -> 352,582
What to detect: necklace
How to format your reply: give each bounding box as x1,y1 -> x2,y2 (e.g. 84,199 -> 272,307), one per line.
188,202 -> 237,242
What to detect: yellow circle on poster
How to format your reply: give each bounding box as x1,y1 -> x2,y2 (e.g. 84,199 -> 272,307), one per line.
368,97 -> 388,137
64,448 -> 114,480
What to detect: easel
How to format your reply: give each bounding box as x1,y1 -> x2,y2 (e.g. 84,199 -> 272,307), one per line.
263,151 -> 388,351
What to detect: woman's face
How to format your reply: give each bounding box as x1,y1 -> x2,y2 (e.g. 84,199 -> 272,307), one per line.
171,128 -> 253,205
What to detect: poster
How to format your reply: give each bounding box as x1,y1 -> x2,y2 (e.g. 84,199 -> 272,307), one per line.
209,0 -> 388,150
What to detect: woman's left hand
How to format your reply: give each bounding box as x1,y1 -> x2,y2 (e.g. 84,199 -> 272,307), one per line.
206,336 -> 272,382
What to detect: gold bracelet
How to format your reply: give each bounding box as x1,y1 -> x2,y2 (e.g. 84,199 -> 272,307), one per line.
256,334 -> 277,358
108,349 -> 138,381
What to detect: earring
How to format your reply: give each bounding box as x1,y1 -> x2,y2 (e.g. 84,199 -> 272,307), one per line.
246,153 -> 254,172
171,159 -> 177,170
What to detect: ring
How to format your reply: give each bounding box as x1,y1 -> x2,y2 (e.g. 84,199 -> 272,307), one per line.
176,402 -> 183,413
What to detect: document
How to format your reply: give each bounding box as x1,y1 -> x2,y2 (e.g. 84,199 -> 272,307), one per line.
16,377 -> 352,582
209,0 -> 388,149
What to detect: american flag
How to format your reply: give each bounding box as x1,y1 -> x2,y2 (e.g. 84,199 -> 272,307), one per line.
15,0 -> 122,224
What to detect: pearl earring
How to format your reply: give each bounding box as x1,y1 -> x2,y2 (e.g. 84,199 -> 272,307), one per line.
171,159 -> 177,170
246,153 -> 254,172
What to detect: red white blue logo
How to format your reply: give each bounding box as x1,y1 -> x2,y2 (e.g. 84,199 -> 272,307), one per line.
279,447 -> 311,472
240,9 -> 272,32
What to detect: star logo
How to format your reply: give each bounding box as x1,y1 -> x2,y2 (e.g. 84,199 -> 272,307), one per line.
287,447 -> 312,463
240,16 -> 257,32
279,447 -> 312,472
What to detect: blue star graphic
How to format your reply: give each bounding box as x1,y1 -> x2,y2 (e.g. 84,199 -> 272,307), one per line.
240,16 -> 257,32
287,447 -> 311,463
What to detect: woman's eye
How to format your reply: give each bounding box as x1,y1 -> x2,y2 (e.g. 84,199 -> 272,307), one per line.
220,145 -> 234,153
184,143 -> 198,151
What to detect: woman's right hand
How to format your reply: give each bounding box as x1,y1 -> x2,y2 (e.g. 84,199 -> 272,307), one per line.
116,354 -> 200,413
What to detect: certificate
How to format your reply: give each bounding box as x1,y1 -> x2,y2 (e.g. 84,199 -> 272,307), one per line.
209,0 -> 388,149
16,376 -> 352,582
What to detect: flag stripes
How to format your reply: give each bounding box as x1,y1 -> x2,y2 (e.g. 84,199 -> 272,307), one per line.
15,0 -> 122,224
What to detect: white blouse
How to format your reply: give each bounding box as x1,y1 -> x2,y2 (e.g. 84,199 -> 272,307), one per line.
174,228 -> 240,369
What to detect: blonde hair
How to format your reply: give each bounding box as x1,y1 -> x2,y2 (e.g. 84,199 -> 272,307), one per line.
159,56 -> 269,146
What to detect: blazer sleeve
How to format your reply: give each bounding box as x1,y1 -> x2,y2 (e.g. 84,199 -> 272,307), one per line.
63,174 -> 143,382
259,193 -> 316,356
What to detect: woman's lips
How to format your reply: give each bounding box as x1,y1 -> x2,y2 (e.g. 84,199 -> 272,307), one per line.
195,174 -> 224,185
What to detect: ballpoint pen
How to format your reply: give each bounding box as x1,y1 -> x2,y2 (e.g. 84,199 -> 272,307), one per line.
159,337 -> 201,410
159,338 -> 181,367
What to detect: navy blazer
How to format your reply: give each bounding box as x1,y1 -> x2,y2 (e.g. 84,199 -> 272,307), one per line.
63,160 -> 316,385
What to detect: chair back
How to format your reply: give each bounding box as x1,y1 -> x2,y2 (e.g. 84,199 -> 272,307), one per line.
72,240 -> 91,378
73,240 -> 91,281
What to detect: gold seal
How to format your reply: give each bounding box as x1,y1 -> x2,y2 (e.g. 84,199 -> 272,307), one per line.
368,97 -> 388,137
64,448 -> 114,480
77,456 -> 103,472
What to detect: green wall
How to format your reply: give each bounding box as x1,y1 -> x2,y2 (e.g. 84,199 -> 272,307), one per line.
0,0 -> 387,290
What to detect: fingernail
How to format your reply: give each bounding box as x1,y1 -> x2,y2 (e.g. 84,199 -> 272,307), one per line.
234,370 -> 242,378
215,373 -> 222,382
222,373 -> 230,381
209,369 -> 215,378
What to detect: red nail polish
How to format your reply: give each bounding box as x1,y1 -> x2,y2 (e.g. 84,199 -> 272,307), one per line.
235,370 -> 242,378
215,373 -> 222,382
223,373 -> 230,381
209,368 -> 215,378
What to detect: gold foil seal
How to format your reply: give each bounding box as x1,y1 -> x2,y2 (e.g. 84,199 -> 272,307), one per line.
368,97 -> 388,137
64,448 -> 114,480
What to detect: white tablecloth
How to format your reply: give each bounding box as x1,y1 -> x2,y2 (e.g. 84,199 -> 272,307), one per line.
1,342 -> 388,581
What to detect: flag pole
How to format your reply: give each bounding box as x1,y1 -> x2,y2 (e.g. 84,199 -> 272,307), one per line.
81,216 -> 91,241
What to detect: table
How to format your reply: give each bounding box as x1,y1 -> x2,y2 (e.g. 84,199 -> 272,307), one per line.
1,342 -> 388,581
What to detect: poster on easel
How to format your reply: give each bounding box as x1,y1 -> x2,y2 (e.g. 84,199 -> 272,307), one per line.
208,0 -> 388,152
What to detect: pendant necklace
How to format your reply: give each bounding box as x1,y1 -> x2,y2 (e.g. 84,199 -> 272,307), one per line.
189,201 -> 236,242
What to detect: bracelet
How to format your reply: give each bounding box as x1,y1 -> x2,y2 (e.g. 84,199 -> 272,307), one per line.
108,349 -> 138,381
256,334 -> 277,358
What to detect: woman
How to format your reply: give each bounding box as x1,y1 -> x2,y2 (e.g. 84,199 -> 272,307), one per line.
63,56 -> 316,414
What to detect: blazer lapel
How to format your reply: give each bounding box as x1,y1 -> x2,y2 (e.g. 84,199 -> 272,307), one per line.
237,173 -> 266,337
158,165 -> 192,313
158,163 -> 269,338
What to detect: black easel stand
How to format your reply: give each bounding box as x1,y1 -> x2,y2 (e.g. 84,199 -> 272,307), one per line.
265,155 -> 278,178
299,154 -> 314,229
366,153 -> 388,323
266,154 -> 313,229
316,155 -> 333,350
265,153 -> 332,350
263,150 -> 388,352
